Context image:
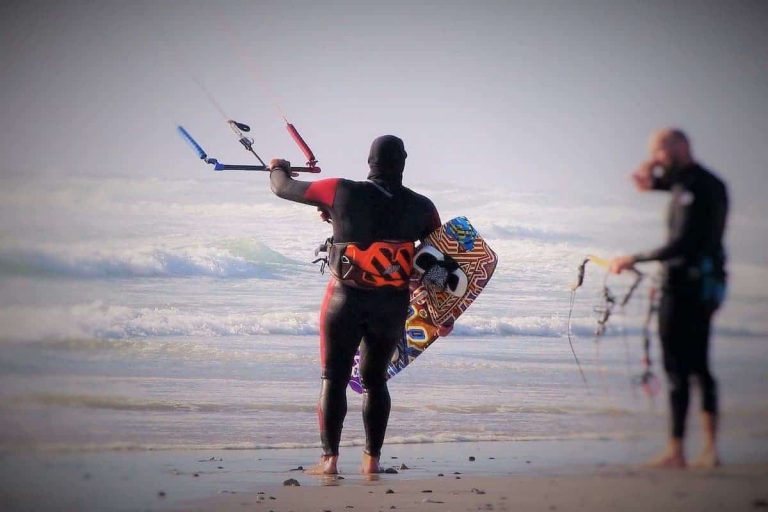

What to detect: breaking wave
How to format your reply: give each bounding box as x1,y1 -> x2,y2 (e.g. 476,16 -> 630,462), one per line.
0,303 -> 763,343
0,238 -> 298,279
0,302 -> 319,341
484,223 -> 591,245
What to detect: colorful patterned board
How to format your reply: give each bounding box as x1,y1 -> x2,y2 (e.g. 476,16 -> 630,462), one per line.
349,217 -> 498,393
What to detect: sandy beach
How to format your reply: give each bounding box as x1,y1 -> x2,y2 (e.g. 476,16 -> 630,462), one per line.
2,437 -> 767,511
184,464 -> 768,512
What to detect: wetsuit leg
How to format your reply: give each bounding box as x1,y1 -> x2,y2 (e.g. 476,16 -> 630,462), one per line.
358,290 -> 409,457
318,281 -> 364,456
690,304 -> 718,416
659,292 -> 691,439
659,290 -> 718,439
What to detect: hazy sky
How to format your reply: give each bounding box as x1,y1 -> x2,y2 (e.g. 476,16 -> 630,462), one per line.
1,0 -> 767,218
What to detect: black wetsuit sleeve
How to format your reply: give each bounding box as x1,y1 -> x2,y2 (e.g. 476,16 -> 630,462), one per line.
633,198 -> 697,263
269,169 -> 340,210
633,177 -> 727,264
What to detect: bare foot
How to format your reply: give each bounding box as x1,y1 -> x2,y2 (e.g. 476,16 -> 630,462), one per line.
691,448 -> 721,469
304,455 -> 338,475
646,449 -> 686,469
361,452 -> 382,474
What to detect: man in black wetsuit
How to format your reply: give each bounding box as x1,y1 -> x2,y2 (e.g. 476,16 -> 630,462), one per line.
268,135 -> 441,474
610,128 -> 728,468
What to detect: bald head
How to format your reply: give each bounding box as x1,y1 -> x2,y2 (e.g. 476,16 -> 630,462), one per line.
649,128 -> 693,170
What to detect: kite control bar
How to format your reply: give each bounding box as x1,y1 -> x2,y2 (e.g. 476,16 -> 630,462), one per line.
177,125 -> 321,173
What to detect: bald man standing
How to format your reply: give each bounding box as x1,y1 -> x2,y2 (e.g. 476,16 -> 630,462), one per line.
610,129 -> 728,468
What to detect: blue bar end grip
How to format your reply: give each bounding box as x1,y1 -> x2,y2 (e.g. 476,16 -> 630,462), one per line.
177,126 -> 208,160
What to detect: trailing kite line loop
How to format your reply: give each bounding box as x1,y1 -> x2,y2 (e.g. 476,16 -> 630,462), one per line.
567,286 -> 589,388
635,277 -> 661,401
567,254 -> 646,391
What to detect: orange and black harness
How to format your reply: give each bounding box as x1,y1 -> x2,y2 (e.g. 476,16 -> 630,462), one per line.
314,238 -> 415,290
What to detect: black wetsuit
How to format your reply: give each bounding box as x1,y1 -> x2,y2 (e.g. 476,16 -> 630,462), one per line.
270,135 -> 440,457
634,163 -> 728,439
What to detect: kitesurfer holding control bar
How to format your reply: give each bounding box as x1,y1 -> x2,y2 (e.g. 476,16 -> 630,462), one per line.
269,135 -> 443,474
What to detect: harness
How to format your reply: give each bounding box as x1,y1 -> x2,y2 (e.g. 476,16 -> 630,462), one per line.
311,179 -> 415,290
315,239 -> 415,290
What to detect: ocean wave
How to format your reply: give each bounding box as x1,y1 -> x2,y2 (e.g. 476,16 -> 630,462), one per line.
0,238 -> 298,278
421,404 -> 634,416
1,302 -> 763,343
484,223 -> 591,245
452,314 -> 649,338
0,302 -> 319,341
3,393 -> 636,418
2,394 -> 319,414
0,431 -> 643,454
453,314 -> 768,340
0,304 -> 623,343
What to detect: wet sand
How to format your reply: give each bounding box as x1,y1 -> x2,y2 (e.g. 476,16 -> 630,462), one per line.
182,464 -> 768,512
2,437 -> 767,511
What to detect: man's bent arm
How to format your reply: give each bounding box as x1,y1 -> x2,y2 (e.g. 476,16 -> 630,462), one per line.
270,169 -> 340,210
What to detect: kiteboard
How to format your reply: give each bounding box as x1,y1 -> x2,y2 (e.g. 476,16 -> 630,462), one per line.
349,216 -> 498,393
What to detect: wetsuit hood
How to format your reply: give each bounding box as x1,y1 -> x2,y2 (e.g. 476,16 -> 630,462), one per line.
367,135 -> 407,188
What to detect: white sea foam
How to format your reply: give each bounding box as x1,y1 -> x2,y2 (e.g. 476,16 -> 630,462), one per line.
0,238 -> 298,278
0,302 -> 319,341
454,314 -> 574,338
484,223 -> 592,245
1,301 -> 763,344
2,431 -> 640,453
